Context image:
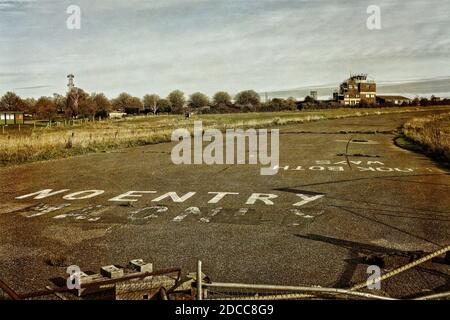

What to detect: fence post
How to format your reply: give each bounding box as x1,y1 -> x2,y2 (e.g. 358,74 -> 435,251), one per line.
197,260 -> 202,300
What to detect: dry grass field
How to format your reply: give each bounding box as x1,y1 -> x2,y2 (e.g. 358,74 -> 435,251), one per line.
0,106 -> 447,166
403,112 -> 450,162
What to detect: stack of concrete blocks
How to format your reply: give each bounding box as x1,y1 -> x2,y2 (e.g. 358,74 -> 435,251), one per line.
74,259 -> 198,300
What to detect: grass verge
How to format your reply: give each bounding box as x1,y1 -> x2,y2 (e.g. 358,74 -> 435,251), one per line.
397,112 -> 450,166
0,106 -> 448,166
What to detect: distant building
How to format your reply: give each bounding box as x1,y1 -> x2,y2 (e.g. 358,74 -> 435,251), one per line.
376,95 -> 411,105
124,106 -> 142,115
336,74 -> 376,106
431,96 -> 441,103
310,91 -> 318,100
0,111 -> 24,125
333,90 -> 339,101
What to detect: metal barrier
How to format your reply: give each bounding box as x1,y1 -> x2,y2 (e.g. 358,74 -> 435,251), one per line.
0,267 -> 181,300
201,281 -> 396,300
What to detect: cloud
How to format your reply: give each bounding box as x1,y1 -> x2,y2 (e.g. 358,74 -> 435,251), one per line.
0,0 -> 449,98
14,85 -> 53,90
0,0 -> 35,11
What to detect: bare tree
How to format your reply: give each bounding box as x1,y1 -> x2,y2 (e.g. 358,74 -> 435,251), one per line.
143,94 -> 160,114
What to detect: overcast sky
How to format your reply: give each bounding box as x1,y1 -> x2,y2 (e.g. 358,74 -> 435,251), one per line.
1,0 -> 449,98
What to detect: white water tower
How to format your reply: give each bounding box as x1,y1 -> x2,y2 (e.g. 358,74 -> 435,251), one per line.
67,74 -> 79,115
67,74 -> 75,91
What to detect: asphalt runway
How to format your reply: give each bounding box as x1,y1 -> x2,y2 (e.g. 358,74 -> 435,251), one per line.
1,109 -> 449,298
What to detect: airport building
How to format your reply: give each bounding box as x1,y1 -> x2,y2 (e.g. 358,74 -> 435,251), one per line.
377,95 -> 411,105
335,74 -> 376,106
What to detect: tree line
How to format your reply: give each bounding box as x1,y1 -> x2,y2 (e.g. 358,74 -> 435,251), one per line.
0,89 -> 301,121
1,89 -> 447,121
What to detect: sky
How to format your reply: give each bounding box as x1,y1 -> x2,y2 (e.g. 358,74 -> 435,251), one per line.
1,0 -> 450,99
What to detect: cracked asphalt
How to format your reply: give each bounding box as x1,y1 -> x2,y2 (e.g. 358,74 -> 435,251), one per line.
0,109 -> 449,298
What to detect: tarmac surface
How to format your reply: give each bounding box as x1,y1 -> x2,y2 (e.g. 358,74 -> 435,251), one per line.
0,109 -> 449,298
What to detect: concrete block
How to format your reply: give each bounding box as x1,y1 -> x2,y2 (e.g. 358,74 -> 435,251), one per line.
100,265 -> 124,278
129,259 -> 153,273
77,273 -> 108,297
79,272 -> 103,284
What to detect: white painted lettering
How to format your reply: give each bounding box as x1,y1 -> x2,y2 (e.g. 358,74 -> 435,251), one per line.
152,192 -> 196,203
293,194 -> 324,207
63,190 -> 104,200
16,189 -> 69,200
109,191 -> 156,202
207,192 -> 239,204
246,193 -> 278,205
